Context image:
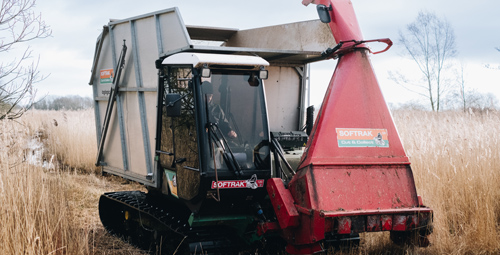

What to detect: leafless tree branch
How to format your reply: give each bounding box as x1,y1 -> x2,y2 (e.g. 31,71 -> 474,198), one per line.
394,11 -> 457,111
0,0 -> 51,119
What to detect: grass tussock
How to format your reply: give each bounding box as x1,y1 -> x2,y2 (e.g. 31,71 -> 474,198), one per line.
1,109 -> 500,254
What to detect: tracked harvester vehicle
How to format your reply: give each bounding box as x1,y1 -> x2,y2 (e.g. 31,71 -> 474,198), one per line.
90,1 -> 433,254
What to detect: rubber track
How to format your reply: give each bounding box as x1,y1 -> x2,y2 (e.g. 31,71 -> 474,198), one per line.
99,191 -> 191,253
99,191 -> 241,254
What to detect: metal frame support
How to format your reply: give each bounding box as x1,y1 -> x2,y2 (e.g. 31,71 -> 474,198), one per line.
96,40 -> 128,167
108,27 -> 129,171
130,20 -> 154,179
295,65 -> 309,131
91,27 -> 108,151
155,14 -> 164,56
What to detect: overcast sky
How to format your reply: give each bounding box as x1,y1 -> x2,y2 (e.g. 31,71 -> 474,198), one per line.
21,0 -> 500,108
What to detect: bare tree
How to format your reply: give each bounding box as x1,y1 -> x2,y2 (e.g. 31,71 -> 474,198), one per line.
462,91 -> 498,112
0,0 -> 51,119
456,61 -> 467,112
390,11 -> 457,111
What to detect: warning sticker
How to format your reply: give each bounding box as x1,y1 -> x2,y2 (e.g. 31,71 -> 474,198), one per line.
211,174 -> 264,189
100,69 -> 114,84
164,170 -> 178,198
336,128 -> 389,148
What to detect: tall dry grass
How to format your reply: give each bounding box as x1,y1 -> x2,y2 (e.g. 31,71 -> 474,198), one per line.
0,165 -> 90,254
1,109 -> 500,254
0,112 -> 90,254
0,109 -> 143,255
393,110 -> 500,254
20,109 -> 99,172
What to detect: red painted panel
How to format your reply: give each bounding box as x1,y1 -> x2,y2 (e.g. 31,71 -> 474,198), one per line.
266,178 -> 300,229
298,50 -> 409,168
289,165 -> 419,212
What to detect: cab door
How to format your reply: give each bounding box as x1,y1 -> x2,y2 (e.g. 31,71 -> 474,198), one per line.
157,66 -> 200,200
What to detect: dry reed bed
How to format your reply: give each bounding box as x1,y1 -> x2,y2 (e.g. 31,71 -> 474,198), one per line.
21,109 -> 99,172
0,109 -> 143,254
0,113 -> 89,254
393,110 -> 500,254
1,109 -> 500,254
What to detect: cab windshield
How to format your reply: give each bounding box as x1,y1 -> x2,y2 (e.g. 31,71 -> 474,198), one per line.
202,71 -> 270,172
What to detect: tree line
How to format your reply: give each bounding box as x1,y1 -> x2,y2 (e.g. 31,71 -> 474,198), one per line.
33,95 -> 93,110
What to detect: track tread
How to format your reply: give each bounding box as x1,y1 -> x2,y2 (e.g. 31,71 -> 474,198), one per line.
99,191 -> 191,254
99,191 -> 243,254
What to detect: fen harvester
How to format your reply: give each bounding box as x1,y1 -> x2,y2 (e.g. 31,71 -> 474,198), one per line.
89,1 -> 433,254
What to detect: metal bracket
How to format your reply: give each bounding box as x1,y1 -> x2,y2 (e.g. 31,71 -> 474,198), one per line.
95,40 -> 127,166
322,38 -> 393,59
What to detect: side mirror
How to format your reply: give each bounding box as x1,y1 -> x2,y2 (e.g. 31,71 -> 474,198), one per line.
317,4 -> 332,23
306,105 -> 315,136
247,73 -> 261,87
165,93 -> 182,117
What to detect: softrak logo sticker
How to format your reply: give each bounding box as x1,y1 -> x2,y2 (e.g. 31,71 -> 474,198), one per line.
211,174 -> 264,189
100,69 -> 114,84
336,128 -> 389,148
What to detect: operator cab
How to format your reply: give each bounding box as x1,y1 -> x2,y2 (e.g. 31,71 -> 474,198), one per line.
156,52 -> 271,202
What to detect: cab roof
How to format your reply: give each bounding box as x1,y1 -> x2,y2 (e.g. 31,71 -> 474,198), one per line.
161,52 -> 269,68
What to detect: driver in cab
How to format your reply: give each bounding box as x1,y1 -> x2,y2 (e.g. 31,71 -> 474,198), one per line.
202,81 -> 237,139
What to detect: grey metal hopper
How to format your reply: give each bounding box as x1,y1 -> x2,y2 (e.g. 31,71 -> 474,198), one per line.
89,7 -> 334,186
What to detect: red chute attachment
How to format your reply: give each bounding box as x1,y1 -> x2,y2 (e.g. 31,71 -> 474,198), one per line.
261,1 -> 433,253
